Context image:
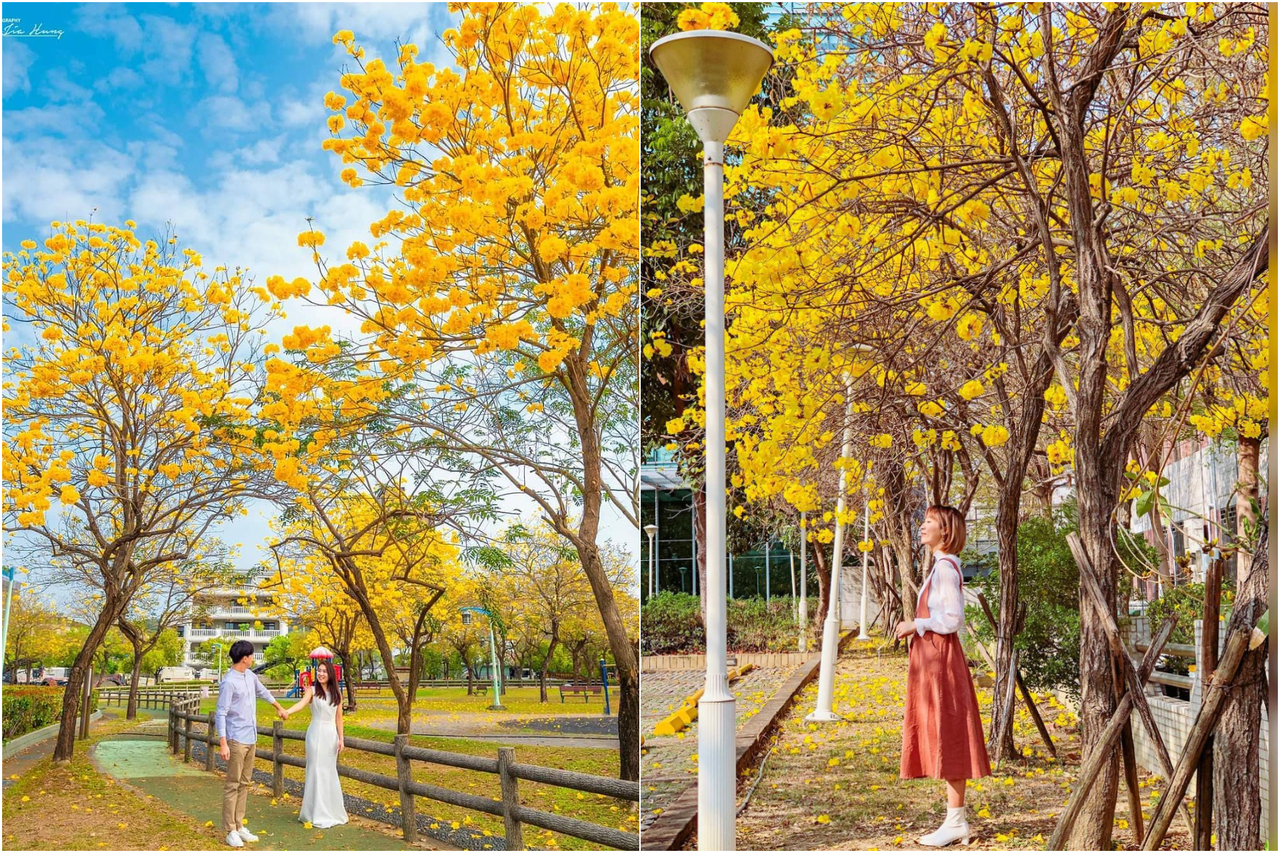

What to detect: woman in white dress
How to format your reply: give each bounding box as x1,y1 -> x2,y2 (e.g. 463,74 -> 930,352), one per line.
282,659 -> 349,828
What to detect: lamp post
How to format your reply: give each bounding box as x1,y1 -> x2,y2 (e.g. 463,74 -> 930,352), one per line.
857,498 -> 872,640
799,511 -> 808,652
650,28 -> 773,852
807,375 -> 855,722
461,607 -> 504,710
644,523 -> 659,599
0,566 -> 17,696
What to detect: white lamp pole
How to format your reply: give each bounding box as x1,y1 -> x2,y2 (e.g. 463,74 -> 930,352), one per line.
807,375 -> 855,722
857,498 -> 871,640
650,30 -> 773,852
799,511 -> 808,652
644,523 -> 658,599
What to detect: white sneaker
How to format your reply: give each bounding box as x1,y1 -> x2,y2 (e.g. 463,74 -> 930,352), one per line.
225,831 -> 245,848
919,806 -> 970,847
237,827 -> 259,843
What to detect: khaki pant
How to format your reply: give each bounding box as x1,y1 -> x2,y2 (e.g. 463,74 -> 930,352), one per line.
222,739 -> 256,834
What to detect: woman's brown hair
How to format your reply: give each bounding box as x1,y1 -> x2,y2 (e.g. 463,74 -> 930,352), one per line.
312,659 -> 341,706
925,505 -> 967,555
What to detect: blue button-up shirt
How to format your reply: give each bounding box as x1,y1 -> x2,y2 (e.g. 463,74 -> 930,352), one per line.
215,667 -> 276,744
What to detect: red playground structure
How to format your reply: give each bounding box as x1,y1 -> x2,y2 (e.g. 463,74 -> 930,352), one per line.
287,646 -> 345,697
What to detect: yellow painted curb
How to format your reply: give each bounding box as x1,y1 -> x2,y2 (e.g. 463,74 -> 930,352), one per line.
652,663 -> 755,736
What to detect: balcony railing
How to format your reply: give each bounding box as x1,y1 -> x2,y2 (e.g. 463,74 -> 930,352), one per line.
185,628 -> 281,640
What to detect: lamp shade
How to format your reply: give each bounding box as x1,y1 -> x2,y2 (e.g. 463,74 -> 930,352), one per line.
649,29 -> 773,123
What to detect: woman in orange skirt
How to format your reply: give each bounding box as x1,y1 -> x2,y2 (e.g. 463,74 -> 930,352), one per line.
896,504 -> 991,846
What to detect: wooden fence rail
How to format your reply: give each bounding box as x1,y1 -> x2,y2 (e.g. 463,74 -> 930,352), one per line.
167,702 -> 637,850
97,688 -> 202,711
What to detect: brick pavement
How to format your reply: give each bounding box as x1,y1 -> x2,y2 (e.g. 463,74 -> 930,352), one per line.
639,664 -> 799,833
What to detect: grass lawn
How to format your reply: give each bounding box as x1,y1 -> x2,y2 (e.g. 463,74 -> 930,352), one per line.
2,715 -> 212,851
337,685 -> 609,717
193,699 -> 635,850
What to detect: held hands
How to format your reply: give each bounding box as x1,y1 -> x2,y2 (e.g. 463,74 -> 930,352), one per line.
894,620 -> 917,641
276,706 -> 289,721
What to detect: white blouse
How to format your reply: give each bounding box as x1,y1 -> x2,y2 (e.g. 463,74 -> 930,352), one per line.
914,551 -> 965,636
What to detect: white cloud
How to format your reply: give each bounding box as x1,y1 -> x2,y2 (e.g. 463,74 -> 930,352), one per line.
1,135 -> 132,225
75,5 -> 145,53
3,41 -> 36,97
75,7 -> 197,85
198,32 -> 238,93
42,67 -> 93,103
92,66 -> 144,93
198,93 -> 271,132
3,101 -> 105,137
272,3 -> 442,47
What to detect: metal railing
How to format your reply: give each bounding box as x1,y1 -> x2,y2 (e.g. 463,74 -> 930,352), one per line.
167,703 -> 637,850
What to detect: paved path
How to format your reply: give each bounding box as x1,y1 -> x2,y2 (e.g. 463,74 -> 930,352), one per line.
90,738 -> 453,850
639,664 -> 800,833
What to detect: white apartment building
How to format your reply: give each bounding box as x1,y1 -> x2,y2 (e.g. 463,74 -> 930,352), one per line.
178,569 -> 290,667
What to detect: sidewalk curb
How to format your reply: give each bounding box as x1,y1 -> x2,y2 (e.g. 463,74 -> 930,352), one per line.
642,632 -> 860,850
2,710 -> 104,759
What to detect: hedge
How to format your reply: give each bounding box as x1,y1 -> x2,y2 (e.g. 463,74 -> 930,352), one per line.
641,592 -> 818,654
3,686 -> 99,743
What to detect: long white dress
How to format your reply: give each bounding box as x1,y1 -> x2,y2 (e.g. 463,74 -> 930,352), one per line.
299,693 -> 349,828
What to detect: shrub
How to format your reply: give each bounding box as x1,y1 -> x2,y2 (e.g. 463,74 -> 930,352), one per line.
641,592 -> 814,654
1145,581 -> 1235,647
640,592 -> 705,655
2,686 -> 98,742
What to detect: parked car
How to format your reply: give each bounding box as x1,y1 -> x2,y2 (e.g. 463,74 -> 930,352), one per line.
35,667 -> 70,686
157,666 -> 195,683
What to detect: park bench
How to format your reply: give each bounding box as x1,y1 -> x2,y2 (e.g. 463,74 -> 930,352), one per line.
558,683 -> 604,703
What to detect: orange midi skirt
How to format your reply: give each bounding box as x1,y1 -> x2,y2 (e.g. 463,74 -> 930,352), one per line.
899,576 -> 992,780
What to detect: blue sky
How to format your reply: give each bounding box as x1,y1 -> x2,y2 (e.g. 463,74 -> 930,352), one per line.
2,3 -> 636,600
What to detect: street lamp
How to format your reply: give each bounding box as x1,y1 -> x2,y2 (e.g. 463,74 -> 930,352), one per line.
0,566 -> 17,695
857,498 -> 872,641
650,28 -> 773,853
644,523 -> 659,599
461,607 -> 504,711
807,343 -> 873,722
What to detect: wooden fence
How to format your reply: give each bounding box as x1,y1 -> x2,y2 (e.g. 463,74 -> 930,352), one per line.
98,688 -> 202,711
166,698 -> 637,850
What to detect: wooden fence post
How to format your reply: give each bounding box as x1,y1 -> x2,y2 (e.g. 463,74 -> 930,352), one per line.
394,734 -> 417,843
498,747 -> 524,850
1194,557 -> 1221,850
206,712 -> 216,772
272,721 -> 284,797
183,712 -> 193,762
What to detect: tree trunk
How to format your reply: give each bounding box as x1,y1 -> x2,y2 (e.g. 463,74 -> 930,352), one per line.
813,544 -> 830,640
53,593 -> 121,761
127,656 -> 143,720
987,497 -> 1021,763
339,646 -> 356,712
694,484 -> 708,626
539,625 -> 559,703
1214,471 -> 1265,850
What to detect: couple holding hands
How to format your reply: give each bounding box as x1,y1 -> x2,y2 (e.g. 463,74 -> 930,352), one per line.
213,640 -> 348,847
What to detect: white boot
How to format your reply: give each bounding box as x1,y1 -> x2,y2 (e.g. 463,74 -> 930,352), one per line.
919,806 -> 970,847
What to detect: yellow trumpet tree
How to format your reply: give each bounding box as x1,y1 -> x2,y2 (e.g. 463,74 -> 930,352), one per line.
268,2 -> 642,778
3,220 -> 273,761
684,4 -> 1268,847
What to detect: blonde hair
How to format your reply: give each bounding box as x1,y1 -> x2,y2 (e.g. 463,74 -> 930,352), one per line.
925,505 -> 966,555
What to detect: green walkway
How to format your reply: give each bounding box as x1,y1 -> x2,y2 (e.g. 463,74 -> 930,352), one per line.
90,738 -> 436,850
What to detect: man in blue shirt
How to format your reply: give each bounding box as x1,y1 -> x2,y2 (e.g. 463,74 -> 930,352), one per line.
215,640 -> 287,847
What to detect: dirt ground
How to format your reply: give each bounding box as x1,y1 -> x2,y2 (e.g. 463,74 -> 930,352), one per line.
731,647 -> 1195,851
